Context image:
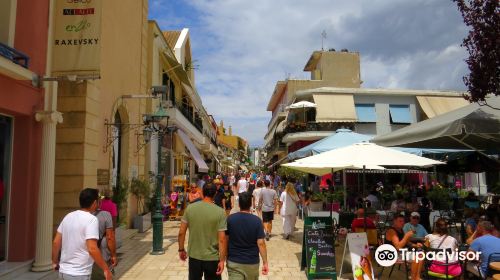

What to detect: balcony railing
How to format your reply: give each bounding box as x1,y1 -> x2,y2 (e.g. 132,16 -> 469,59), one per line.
283,121 -> 354,134
0,42 -> 29,68
176,104 -> 203,134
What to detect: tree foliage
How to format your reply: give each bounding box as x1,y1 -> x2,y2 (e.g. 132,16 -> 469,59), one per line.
453,0 -> 499,102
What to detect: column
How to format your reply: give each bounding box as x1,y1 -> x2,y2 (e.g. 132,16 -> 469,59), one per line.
32,111 -> 63,272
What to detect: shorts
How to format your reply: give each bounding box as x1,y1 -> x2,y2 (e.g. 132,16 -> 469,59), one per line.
262,211 -> 274,222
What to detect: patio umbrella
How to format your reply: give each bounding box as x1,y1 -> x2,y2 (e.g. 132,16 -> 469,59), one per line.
283,142 -> 444,210
371,96 -> 500,153
287,128 -> 372,160
286,101 -> 316,122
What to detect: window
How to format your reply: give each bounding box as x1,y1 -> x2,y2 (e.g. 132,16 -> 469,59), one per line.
355,104 -> 376,123
389,105 -> 412,124
0,0 -> 16,46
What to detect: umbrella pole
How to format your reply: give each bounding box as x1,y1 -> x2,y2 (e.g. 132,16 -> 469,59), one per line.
477,172 -> 481,200
362,165 -> 366,196
330,168 -> 333,219
343,171 -> 347,211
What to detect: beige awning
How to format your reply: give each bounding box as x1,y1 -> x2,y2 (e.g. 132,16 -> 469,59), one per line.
162,53 -> 193,89
416,96 -> 469,119
312,93 -> 357,122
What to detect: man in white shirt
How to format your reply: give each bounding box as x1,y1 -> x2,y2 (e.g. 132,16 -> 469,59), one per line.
237,176 -> 248,194
52,188 -> 112,280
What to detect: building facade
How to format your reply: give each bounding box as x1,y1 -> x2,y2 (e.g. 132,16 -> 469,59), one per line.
217,121 -> 250,172
0,0 -> 49,268
264,49 -> 468,168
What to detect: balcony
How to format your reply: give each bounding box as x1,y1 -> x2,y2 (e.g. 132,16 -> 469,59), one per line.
281,121 -> 354,144
177,104 -> 203,134
0,42 -> 29,68
0,42 -> 34,81
268,103 -> 287,129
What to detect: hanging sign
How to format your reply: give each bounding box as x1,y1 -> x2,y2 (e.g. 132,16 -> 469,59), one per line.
52,0 -> 102,75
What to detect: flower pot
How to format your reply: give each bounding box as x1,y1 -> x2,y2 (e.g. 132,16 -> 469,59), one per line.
133,212 -> 152,233
309,201 -> 323,211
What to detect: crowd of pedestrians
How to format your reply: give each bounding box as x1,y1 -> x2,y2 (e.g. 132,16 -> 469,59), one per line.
50,170 -> 302,280
178,170 -> 303,279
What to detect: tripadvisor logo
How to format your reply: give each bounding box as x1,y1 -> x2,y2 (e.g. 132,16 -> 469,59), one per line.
375,244 -> 481,267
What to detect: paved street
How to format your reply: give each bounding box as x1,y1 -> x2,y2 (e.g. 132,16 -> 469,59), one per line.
113,213 -> 307,280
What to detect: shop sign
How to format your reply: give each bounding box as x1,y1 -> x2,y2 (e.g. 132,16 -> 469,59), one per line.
52,0 -> 102,75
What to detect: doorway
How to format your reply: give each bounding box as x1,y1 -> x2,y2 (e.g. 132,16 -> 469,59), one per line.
0,115 -> 12,262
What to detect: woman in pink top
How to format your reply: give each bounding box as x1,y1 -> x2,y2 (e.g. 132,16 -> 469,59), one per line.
100,189 -> 118,228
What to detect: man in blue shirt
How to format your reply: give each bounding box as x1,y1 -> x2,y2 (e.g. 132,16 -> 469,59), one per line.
226,192 -> 269,279
468,221 -> 500,277
403,212 -> 428,238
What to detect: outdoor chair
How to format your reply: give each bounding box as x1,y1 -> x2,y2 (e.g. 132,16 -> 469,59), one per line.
464,252 -> 500,279
422,247 -> 462,279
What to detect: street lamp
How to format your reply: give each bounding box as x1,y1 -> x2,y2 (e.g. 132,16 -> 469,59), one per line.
144,106 -> 169,255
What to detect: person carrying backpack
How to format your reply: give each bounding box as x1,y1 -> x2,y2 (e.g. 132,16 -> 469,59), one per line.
91,194 -> 118,279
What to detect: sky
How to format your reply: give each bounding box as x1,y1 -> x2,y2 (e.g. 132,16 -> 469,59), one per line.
149,0 -> 469,147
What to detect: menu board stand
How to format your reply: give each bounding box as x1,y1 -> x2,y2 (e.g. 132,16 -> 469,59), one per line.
301,216 -> 336,279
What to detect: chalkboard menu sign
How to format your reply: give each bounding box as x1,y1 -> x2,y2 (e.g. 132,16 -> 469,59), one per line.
301,216 -> 336,279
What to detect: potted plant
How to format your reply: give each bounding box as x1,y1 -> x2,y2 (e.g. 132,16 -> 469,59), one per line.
130,177 -> 152,233
308,192 -> 324,211
427,184 -> 453,210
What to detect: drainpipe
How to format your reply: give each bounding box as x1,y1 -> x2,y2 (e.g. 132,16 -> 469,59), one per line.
32,0 -> 63,271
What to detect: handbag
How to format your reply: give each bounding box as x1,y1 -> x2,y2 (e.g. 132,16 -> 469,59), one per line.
429,235 -> 462,276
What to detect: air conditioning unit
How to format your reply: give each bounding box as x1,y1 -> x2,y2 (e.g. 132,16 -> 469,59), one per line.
161,100 -> 172,108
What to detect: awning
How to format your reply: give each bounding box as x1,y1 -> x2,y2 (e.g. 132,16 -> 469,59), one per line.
416,96 -> 469,119
312,93 -> 357,123
176,129 -> 209,173
276,120 -> 287,133
162,53 -> 193,89
282,131 -> 333,143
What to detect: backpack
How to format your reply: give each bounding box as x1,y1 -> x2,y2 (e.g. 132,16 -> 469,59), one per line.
94,210 -> 105,248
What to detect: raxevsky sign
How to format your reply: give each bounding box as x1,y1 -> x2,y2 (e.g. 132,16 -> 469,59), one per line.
52,0 -> 102,75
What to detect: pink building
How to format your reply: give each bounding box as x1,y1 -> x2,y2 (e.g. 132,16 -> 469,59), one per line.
0,0 -> 49,268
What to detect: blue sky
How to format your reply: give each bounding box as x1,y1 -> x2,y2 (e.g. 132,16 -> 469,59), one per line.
149,0 -> 468,147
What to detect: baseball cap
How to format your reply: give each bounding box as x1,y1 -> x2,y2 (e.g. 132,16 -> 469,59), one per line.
410,212 -> 420,218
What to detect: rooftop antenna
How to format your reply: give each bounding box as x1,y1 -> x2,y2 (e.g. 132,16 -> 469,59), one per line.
321,30 -> 327,50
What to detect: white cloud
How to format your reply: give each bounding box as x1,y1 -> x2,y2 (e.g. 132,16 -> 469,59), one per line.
151,0 -> 468,146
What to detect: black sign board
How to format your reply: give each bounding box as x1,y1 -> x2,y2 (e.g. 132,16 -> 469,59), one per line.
301,216 -> 337,279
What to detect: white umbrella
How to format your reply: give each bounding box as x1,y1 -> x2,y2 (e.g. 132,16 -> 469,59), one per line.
286,101 -> 317,122
293,142 -> 444,168
285,101 -> 317,109
282,142 -> 444,210
282,161 -> 384,176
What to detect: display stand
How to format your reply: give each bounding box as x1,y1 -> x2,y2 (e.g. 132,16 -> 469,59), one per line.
301,215 -> 336,279
339,232 -> 375,280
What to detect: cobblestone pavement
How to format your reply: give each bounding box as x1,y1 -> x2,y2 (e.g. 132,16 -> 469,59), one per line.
114,214 -> 405,280
115,214 -> 307,280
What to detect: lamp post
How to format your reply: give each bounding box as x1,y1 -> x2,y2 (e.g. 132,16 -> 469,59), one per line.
144,106 -> 169,255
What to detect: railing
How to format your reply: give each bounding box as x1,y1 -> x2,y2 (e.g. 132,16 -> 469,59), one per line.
176,104 -> 203,134
0,42 -> 29,68
268,103 -> 287,127
283,121 -> 354,134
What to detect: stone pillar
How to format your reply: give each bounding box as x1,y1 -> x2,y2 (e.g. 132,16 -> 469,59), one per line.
32,111 -> 63,272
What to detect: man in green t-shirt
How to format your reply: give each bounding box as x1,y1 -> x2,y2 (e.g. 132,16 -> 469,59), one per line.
178,183 -> 227,280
